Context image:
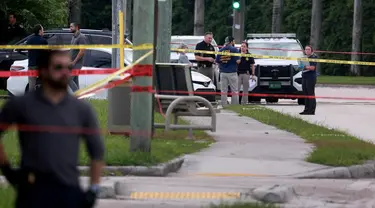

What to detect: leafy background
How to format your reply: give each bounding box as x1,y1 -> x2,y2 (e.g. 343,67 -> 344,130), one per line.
1,0 -> 374,75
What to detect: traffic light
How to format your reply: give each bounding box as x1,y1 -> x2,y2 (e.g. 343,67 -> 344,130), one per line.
232,1 -> 240,9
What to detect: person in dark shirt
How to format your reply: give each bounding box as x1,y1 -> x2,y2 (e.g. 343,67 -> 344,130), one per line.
236,41 -> 255,105
300,45 -> 318,115
0,49 -> 105,208
216,36 -> 240,106
194,32 -> 216,81
4,12 -> 27,44
26,24 -> 48,92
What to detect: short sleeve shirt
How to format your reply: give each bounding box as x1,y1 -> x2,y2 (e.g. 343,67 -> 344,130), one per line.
194,41 -> 216,67
237,54 -> 255,74
71,31 -> 88,69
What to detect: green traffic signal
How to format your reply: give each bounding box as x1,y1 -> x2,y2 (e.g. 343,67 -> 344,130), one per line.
232,1 -> 240,9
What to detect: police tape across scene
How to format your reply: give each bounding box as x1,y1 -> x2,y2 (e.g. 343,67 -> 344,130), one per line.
171,48 -> 375,66
74,50 -> 154,97
0,43 -> 154,50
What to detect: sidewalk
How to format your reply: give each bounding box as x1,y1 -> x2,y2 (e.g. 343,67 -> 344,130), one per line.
176,110 -> 327,177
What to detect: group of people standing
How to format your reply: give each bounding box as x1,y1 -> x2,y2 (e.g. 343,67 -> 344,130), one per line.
192,32 -> 256,106
26,22 -> 87,93
179,32 -> 318,114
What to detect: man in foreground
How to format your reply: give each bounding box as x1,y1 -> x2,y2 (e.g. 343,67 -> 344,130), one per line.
0,49 -> 105,208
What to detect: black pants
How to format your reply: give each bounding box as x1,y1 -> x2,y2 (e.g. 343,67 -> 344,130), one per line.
15,172 -> 84,208
302,75 -> 316,113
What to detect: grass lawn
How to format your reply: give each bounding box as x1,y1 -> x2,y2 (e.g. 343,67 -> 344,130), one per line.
227,105 -> 375,167
209,202 -> 279,208
317,75 -> 375,85
1,99 -> 214,167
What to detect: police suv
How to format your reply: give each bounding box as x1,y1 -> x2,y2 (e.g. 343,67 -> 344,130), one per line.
243,33 -> 306,105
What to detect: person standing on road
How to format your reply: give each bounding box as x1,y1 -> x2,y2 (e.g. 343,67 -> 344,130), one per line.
0,49 -> 105,208
236,41 -> 255,105
70,22 -> 87,91
194,32 -> 216,80
216,36 -> 240,106
26,24 -> 48,92
300,45 -> 318,115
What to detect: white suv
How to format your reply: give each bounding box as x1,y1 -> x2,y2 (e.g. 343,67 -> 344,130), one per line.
245,33 -> 306,105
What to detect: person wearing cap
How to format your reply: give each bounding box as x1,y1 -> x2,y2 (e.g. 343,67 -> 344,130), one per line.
236,41 -> 255,105
215,36 -> 240,106
0,49 -> 104,208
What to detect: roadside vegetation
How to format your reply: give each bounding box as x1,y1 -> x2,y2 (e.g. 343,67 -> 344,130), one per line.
0,99 -> 214,167
227,105 -> 375,166
317,76 -> 375,85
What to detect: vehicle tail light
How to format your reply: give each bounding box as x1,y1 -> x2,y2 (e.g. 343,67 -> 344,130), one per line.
10,66 -> 25,71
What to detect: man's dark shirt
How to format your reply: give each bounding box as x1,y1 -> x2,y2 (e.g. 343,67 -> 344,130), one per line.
0,90 -> 105,186
302,53 -> 318,78
26,34 -> 48,67
237,53 -> 255,74
5,23 -> 26,44
194,40 -> 216,67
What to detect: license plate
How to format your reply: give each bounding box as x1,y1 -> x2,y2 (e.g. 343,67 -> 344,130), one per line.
269,81 -> 281,89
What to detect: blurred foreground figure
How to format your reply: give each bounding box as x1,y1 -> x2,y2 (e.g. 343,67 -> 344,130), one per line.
0,50 -> 105,208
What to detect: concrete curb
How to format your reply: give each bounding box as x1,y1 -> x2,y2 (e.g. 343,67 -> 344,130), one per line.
79,156 -> 185,177
292,163 -> 375,179
316,84 -> 375,89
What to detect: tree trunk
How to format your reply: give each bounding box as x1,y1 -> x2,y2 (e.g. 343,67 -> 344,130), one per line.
310,0 -> 322,74
194,0 -> 204,35
350,0 -> 362,76
69,0 -> 82,24
272,0 -> 283,33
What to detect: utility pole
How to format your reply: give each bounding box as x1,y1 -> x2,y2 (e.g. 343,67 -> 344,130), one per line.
194,0 -> 205,35
156,0 -> 172,62
350,0 -> 362,75
130,0 -> 155,152
112,0 -> 120,69
232,0 -> 245,43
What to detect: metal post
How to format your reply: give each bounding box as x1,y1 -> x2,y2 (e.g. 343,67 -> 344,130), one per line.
130,0 -> 155,152
156,0 -> 172,63
112,0 -> 119,69
232,0 -> 245,43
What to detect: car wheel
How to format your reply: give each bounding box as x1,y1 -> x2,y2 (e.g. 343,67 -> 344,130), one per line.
298,98 -> 305,105
249,95 -> 261,103
266,98 -> 279,103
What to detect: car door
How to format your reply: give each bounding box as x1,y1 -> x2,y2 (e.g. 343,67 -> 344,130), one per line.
84,50 -> 112,94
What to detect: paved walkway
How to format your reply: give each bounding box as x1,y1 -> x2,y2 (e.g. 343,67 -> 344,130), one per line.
176,110 -> 327,177
266,87 -> 375,143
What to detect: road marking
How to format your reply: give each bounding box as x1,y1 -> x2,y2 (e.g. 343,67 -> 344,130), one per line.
195,173 -> 273,177
130,192 -> 241,199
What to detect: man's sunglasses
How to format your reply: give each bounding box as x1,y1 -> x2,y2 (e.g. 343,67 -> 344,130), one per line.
53,64 -> 73,71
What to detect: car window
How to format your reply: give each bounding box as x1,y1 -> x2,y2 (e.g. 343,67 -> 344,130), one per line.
59,34 -> 73,45
43,34 -> 59,45
89,35 -> 112,45
247,42 -> 305,58
171,38 -> 219,51
87,50 -> 112,68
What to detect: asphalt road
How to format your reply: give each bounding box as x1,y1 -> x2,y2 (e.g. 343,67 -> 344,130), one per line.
264,86 -> 375,143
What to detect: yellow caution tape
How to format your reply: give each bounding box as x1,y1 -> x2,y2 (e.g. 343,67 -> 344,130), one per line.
0,43 -> 153,50
172,48 -> 375,66
74,50 -> 153,97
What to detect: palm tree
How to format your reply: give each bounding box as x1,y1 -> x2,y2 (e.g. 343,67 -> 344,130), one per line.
350,0 -> 362,75
271,0 -> 283,33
